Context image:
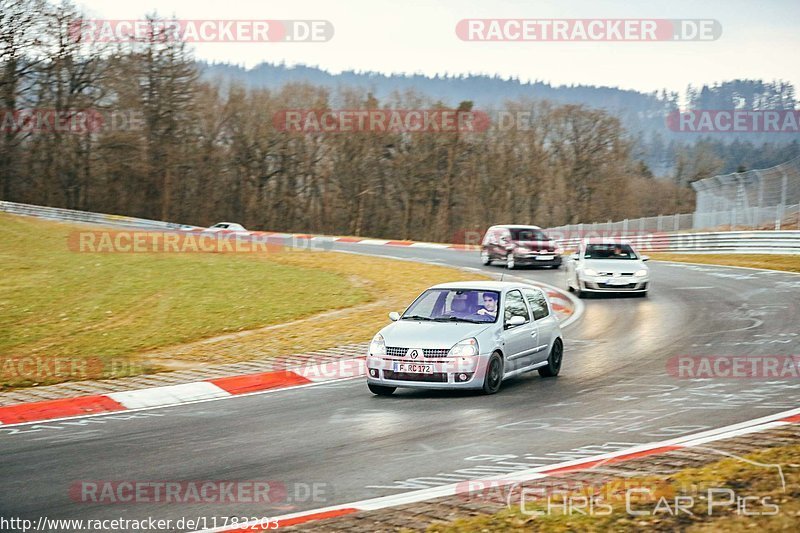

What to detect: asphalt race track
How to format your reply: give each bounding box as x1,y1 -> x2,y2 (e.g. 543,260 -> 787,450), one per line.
2,241 -> 799,529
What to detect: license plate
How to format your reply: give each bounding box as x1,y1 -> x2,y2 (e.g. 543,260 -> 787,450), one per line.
393,363 -> 434,374
605,278 -> 628,285
535,255 -> 554,260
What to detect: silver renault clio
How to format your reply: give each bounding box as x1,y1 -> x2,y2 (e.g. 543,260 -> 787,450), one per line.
366,281 -> 564,395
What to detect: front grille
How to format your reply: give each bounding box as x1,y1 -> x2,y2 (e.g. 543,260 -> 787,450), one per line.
385,347 -> 450,358
383,371 -> 448,382
598,272 -> 634,277
386,346 -> 406,358
595,283 -> 638,290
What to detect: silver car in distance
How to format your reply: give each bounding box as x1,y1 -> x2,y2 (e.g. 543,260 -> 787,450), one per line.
366,281 -> 564,395
565,238 -> 650,298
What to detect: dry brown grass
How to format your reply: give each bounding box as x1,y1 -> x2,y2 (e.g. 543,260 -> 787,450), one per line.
650,253 -> 800,273
143,250 -> 490,367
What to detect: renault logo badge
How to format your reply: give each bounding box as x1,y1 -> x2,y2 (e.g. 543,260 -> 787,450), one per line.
407,349 -> 419,359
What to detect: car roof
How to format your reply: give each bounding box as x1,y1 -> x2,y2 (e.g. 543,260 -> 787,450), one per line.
583,237 -> 632,245
489,224 -> 542,230
429,281 -> 538,292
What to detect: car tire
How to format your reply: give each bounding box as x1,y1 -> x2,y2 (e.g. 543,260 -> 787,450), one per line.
481,250 -> 492,266
538,339 -> 563,377
482,353 -> 503,395
575,282 -> 587,298
368,383 -> 396,396
506,254 -> 515,270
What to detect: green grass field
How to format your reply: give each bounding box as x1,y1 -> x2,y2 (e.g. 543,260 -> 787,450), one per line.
0,213 -> 367,387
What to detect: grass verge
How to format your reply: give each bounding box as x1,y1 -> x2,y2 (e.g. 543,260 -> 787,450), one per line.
141,250 -> 489,368
427,444 -> 800,532
650,253 -> 800,273
0,213 -> 487,388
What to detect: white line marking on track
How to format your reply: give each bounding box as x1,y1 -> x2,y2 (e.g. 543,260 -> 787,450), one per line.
193,406 -> 800,532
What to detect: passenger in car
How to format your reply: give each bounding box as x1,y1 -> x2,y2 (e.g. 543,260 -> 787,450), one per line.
450,294 -> 470,317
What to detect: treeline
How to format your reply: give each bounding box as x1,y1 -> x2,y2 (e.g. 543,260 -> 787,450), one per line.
1,0 -> 696,241
203,65 -> 800,174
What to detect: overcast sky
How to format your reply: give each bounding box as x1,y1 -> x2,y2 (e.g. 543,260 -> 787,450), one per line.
76,0 -> 800,95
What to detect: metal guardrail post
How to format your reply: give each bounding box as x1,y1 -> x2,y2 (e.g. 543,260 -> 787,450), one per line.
777,170 -> 788,230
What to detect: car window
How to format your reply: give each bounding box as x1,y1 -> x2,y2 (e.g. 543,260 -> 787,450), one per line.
584,243 -> 638,259
504,290 -> 530,324
403,289 -> 499,323
509,228 -> 547,242
405,290 -> 439,317
523,289 -> 549,321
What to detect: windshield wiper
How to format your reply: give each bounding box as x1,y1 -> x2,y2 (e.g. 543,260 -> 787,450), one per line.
401,315 -> 434,321
434,316 -> 485,323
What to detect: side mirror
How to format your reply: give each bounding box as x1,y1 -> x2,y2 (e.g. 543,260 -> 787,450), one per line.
641,255 -> 650,262
505,315 -> 526,328
570,253 -> 580,261
388,311 -> 400,321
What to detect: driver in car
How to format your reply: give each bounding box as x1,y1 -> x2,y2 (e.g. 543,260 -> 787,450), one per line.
476,292 -> 498,319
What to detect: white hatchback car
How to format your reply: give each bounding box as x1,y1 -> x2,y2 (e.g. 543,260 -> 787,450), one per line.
565,239 -> 650,298
366,281 -> 564,395
205,222 -> 247,233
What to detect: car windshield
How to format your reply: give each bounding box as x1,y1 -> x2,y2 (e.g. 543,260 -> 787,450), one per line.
584,243 -> 638,259
509,228 -> 548,242
402,289 -> 500,323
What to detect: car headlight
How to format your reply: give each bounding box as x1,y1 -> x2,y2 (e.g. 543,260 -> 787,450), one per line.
555,247 -> 564,254
582,268 -> 598,277
448,338 -> 479,357
369,333 -> 386,357
634,269 -> 648,277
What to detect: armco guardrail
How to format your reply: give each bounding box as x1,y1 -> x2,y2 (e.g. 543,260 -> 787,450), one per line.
0,200 -> 191,230
2,201 -> 799,254
554,231 -> 800,255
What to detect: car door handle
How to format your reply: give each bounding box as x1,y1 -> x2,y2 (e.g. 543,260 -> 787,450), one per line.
530,331 -> 538,337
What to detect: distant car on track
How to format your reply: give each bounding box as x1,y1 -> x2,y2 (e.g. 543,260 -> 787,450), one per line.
205,222 -> 247,232
565,238 -> 650,298
480,225 -> 562,269
366,281 -> 564,396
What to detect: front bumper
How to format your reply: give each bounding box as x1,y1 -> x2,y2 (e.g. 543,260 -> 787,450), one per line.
366,354 -> 491,389
512,253 -> 562,266
579,277 -> 649,292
